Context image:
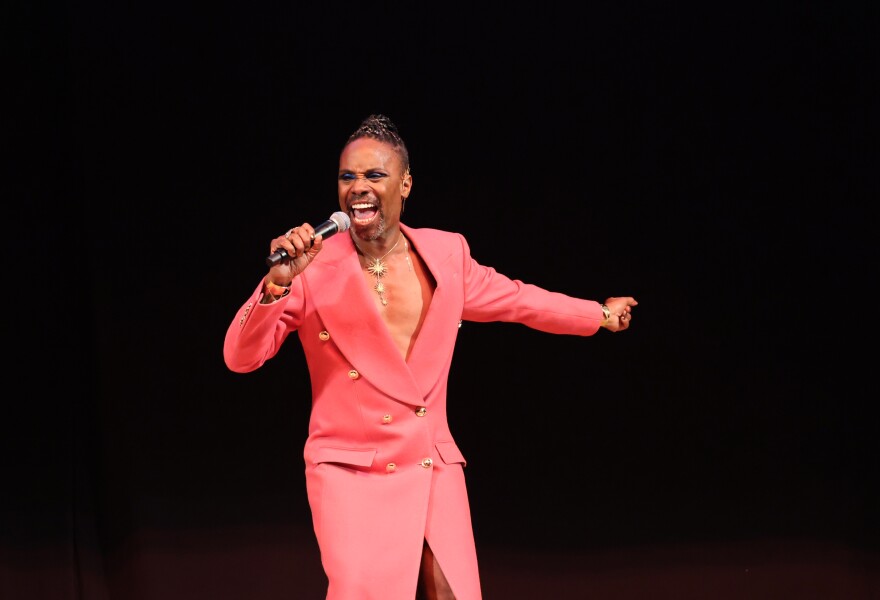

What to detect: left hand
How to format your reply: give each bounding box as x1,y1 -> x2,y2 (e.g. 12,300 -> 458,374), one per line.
602,296 -> 638,332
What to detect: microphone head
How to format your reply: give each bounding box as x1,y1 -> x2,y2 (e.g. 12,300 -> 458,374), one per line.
329,211 -> 351,232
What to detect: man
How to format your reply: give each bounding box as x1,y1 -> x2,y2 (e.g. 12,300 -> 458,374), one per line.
224,114 -> 637,599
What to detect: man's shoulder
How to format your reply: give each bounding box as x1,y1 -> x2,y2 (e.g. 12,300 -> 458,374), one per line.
402,224 -> 471,262
402,224 -> 464,244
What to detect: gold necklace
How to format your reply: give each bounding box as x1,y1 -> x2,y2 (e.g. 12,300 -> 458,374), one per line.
353,234 -> 402,306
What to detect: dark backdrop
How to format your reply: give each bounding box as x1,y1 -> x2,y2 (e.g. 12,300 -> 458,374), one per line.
6,1 -> 877,599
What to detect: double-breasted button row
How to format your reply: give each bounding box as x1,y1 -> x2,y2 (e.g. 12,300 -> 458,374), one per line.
381,408 -> 426,424
385,459 -> 433,473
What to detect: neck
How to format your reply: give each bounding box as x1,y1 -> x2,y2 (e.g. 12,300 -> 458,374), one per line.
351,227 -> 403,258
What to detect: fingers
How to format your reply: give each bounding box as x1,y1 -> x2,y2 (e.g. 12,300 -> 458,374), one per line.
603,296 -> 637,330
273,224 -> 317,259
619,299 -> 635,327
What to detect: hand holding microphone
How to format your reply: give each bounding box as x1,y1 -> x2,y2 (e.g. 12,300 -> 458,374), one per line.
264,212 -> 351,289
266,211 -> 351,267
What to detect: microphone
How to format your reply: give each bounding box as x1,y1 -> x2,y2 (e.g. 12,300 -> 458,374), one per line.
265,211 -> 351,266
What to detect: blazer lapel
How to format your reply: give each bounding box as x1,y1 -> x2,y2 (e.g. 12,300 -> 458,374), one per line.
304,233 -> 424,404
400,225 -> 463,395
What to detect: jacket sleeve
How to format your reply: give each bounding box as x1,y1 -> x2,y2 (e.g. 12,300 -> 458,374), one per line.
457,234 -> 605,336
223,277 -> 305,373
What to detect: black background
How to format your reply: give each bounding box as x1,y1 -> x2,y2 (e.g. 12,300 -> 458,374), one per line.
6,1 -> 878,598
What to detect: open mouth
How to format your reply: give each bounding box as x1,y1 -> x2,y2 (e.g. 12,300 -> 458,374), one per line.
350,202 -> 379,225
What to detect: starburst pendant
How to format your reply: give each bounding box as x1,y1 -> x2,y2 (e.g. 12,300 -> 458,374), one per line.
366,258 -> 388,278
354,234 -> 404,308
373,277 -> 388,306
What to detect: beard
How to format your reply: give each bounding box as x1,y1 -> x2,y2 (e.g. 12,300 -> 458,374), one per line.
354,209 -> 386,242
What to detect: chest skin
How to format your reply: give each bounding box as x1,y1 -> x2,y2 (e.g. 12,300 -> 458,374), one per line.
357,240 -> 437,362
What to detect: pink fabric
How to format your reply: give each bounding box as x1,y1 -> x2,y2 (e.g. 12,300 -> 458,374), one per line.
224,225 -> 604,600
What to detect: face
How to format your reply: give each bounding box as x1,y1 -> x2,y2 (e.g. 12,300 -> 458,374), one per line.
338,138 -> 412,241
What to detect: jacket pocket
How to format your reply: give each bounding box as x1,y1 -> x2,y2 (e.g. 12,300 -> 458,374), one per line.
435,441 -> 467,467
313,446 -> 377,468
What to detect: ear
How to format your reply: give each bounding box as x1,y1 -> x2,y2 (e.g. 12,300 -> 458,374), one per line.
400,170 -> 413,198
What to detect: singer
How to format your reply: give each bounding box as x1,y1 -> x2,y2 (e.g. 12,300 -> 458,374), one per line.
223,114 -> 638,600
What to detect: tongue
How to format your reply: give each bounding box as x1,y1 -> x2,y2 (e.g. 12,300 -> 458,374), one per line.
354,207 -> 378,220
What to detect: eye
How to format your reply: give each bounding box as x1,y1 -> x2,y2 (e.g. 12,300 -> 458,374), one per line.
366,172 -> 387,180
338,173 -> 356,182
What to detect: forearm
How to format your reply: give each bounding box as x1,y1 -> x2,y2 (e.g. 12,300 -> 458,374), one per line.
224,279 -> 302,372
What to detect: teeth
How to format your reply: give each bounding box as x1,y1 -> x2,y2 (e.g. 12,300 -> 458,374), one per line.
351,203 -> 375,210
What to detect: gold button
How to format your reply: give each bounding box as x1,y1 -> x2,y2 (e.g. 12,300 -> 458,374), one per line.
420,458 -> 433,468
415,407 -> 427,417
319,331 -> 330,341
382,414 -> 392,424
386,463 -> 397,473
348,370 -> 359,380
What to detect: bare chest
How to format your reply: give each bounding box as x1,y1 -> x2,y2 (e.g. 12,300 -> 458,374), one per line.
358,249 -> 435,360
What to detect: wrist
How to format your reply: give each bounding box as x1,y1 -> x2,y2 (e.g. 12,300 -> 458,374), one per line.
264,278 -> 291,299
600,303 -> 611,326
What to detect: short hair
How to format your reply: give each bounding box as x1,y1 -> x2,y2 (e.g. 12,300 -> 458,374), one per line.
346,114 -> 410,175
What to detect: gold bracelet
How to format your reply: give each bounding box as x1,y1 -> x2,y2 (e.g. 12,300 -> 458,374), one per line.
264,279 -> 291,298
600,304 -> 611,325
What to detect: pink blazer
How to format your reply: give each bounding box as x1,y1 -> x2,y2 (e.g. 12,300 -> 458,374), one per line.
224,224 -> 605,600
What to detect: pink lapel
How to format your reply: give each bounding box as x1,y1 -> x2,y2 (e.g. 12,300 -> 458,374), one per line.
302,226 -> 464,405
303,232 -> 423,404
399,225 -> 463,394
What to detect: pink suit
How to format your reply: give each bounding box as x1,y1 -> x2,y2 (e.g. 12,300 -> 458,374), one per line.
224,224 -> 605,599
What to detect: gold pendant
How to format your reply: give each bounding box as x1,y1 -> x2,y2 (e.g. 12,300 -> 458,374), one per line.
374,277 -> 388,305
354,236 -> 404,308
367,258 -> 388,277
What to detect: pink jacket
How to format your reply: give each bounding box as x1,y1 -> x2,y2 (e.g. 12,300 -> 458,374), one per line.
224,224 -> 605,600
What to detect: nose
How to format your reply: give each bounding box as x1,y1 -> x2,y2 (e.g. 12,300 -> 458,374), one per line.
350,174 -> 373,193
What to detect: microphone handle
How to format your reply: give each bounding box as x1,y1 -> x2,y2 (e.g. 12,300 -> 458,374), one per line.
265,218 -> 344,267
266,248 -> 291,267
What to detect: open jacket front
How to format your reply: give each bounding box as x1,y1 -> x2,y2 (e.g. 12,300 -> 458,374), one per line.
224,223 -> 605,600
